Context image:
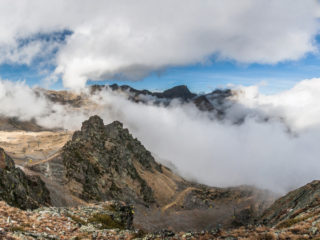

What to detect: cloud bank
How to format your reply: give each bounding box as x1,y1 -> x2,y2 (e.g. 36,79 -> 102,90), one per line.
1,78 -> 320,193
0,0 -> 319,88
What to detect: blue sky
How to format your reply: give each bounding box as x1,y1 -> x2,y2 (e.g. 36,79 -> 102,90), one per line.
102,54 -> 320,94
1,51 -> 320,94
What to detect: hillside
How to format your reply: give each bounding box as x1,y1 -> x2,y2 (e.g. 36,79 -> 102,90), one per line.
21,115 -> 274,231
0,115 -> 319,238
1,180 -> 320,239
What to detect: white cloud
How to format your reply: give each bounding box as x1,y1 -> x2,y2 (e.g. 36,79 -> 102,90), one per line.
233,78 -> 320,130
2,78 -> 320,193
0,0 -> 318,88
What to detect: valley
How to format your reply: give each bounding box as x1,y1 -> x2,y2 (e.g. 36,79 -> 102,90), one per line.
0,85 -> 318,239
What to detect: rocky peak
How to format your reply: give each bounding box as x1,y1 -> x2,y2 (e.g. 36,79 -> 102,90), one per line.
72,115 -> 107,142
81,115 -> 106,134
158,85 -> 196,100
63,116 -> 160,204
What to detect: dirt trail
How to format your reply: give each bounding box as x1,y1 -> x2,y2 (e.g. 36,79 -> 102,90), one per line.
162,187 -> 197,212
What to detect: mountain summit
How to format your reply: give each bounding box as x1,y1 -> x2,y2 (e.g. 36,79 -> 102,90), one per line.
62,115 -> 162,204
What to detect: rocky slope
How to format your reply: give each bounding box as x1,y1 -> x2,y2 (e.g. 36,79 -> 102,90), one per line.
260,180 -> 320,227
0,200 -> 135,240
0,148 -> 50,210
1,115 -> 320,238
1,182 -> 320,240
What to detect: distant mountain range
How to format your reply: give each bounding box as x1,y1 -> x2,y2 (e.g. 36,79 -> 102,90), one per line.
0,84 -> 234,132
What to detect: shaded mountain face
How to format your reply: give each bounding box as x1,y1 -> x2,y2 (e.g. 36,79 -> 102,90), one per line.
0,84 -> 234,132
0,148 -> 50,210
260,180 -> 320,227
155,85 -> 196,100
91,84 -> 196,101
90,84 -> 232,113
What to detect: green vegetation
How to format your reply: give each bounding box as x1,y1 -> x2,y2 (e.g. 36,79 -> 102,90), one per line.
88,213 -> 125,229
277,215 -> 311,229
103,204 -> 116,212
9,226 -> 25,232
277,209 -> 320,229
67,214 -> 86,225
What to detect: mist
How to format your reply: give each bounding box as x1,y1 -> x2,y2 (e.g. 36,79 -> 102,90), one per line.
1,78 -> 320,194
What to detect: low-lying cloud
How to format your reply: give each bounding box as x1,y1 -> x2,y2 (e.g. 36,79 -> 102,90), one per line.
1,78 -> 320,194
0,0 -> 319,88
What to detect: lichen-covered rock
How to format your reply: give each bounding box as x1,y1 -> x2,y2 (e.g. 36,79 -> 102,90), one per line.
0,148 -> 51,210
0,200 -> 136,240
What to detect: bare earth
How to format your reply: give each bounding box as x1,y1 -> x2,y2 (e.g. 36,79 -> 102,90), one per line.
0,131 -> 72,166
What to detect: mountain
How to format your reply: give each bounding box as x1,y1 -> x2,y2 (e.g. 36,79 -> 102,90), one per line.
0,148 -> 50,210
90,84 -> 232,113
91,84 -> 196,101
0,84 -> 234,132
62,116 -> 161,204
1,114 -> 320,238
26,115 -> 275,231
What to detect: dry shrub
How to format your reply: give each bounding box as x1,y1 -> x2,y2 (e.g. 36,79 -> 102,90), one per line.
257,232 -> 276,240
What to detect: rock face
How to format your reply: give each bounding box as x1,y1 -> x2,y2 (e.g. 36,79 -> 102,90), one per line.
0,148 -> 51,210
62,116 -> 161,204
260,180 -> 320,227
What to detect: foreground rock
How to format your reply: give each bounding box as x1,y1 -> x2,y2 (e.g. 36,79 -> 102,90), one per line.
0,148 -> 50,210
1,194 -> 320,240
0,200 -> 135,240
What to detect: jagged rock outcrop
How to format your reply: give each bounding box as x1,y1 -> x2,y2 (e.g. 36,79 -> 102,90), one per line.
260,180 -> 320,227
0,148 -> 50,210
62,116 -> 161,205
